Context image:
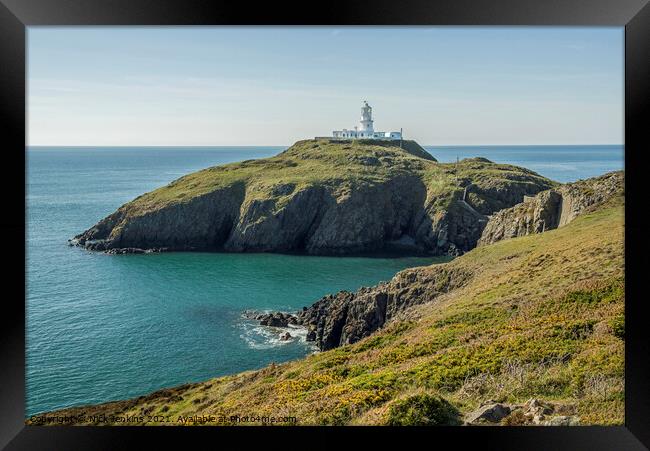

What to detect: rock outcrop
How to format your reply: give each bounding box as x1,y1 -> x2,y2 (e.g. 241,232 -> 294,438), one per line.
72,139 -> 555,257
293,265 -> 473,350
279,332 -> 293,341
478,171 -> 623,246
247,264 -> 473,351
258,312 -> 298,327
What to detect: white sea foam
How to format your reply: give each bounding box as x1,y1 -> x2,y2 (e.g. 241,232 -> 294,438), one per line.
238,316 -> 316,351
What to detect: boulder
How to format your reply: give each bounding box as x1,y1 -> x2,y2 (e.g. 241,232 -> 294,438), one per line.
257,312 -> 297,328
522,398 -> 554,424
542,415 -> 580,426
465,403 -> 512,424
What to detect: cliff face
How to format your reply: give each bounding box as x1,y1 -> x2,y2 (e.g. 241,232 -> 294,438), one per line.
72,140 -> 555,256
297,265 -> 473,350
478,171 -> 623,246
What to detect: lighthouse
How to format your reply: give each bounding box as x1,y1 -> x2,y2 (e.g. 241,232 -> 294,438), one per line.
359,100 -> 374,133
327,101 -> 402,141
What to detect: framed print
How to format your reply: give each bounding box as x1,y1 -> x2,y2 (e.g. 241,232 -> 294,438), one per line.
1,0 -> 649,449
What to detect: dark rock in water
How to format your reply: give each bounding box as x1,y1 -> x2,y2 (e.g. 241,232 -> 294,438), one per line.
106,247 -> 146,254
257,312 -> 297,328
242,310 -> 299,329
279,332 -> 292,341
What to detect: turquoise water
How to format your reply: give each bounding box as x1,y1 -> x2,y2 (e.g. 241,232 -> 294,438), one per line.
26,144 -> 624,417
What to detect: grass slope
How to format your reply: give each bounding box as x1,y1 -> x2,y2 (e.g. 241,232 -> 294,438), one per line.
39,194 -> 624,426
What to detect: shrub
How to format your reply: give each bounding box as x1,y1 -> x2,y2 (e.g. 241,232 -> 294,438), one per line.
610,315 -> 624,340
320,405 -> 351,425
555,320 -> 596,340
562,280 -> 623,305
386,394 -> 461,426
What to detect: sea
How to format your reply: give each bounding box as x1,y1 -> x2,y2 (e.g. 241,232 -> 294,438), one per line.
25,144 -> 623,416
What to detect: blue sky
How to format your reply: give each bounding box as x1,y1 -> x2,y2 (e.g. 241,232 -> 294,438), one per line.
28,27 -> 623,146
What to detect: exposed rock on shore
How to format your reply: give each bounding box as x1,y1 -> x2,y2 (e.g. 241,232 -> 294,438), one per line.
72,139 -> 555,257
478,171 -> 623,246
244,311 -> 299,328
284,265 -> 472,351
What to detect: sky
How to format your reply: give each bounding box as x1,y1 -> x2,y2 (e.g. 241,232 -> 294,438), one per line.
28,27 -> 624,146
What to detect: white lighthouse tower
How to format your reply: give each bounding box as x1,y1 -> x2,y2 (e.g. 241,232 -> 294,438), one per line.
359,100 -> 374,135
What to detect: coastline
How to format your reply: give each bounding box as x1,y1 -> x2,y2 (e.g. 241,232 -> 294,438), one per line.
27,145 -> 624,419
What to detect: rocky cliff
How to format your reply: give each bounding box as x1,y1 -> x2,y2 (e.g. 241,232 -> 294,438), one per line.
72,139 -> 555,256
295,265 -> 473,350
477,171 -> 623,246
251,172 -> 624,351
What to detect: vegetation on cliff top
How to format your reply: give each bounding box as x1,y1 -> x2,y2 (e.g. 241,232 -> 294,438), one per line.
117,139 -> 553,216
75,139 -> 556,256
47,193 -> 624,426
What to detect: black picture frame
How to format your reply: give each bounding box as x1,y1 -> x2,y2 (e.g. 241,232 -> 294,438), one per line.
1,0 -> 648,449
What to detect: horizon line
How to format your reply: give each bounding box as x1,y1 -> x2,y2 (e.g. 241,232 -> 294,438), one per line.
26,143 -> 625,148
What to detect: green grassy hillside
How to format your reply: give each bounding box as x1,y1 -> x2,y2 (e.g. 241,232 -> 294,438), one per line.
114,139 -> 552,216
43,193 -> 624,426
